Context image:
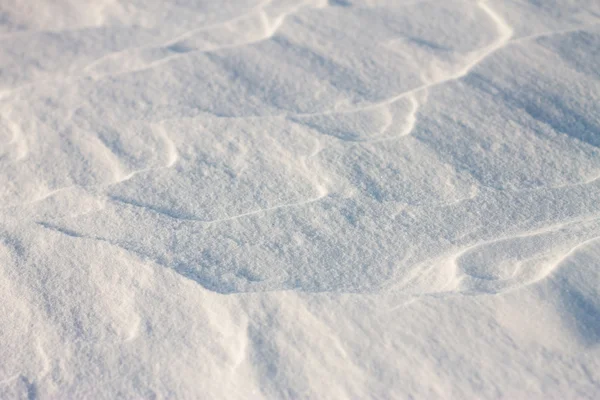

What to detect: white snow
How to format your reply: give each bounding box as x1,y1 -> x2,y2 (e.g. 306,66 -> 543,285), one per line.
1,0 -> 600,398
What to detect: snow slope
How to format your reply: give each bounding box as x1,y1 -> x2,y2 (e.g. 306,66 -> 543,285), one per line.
1,0 -> 600,398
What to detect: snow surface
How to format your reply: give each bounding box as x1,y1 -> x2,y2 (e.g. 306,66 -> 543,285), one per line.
1,0 -> 600,398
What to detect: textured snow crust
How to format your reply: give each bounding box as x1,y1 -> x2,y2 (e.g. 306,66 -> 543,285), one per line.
1,0 -> 600,398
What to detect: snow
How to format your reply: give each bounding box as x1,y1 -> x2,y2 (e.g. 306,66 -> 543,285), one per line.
1,0 -> 600,398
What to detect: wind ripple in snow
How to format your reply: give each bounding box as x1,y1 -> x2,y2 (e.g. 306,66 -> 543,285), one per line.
2,0 -> 600,295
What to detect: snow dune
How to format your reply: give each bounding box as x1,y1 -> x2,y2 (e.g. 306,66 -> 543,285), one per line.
1,0 -> 599,398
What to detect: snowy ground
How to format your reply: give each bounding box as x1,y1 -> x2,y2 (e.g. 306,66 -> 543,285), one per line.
1,0 -> 600,398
